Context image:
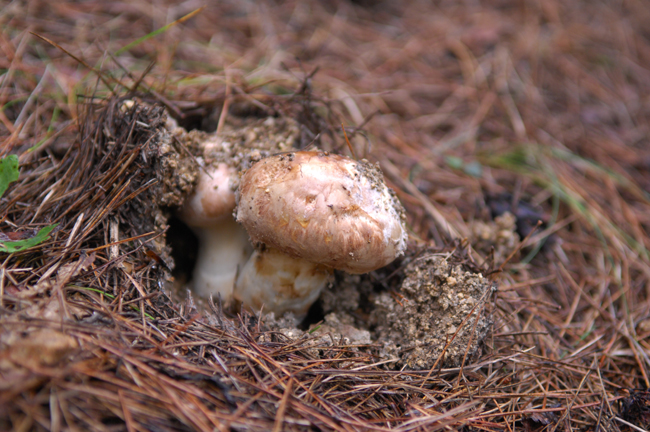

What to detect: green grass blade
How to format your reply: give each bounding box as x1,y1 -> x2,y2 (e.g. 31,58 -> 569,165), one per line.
115,7 -> 204,56
0,154 -> 19,198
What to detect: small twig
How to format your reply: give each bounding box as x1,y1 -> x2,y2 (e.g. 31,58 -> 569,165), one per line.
341,123 -> 357,160
215,69 -> 232,139
613,417 -> 649,432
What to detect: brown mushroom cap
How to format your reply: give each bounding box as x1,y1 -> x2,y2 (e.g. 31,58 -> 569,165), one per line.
236,151 -> 407,274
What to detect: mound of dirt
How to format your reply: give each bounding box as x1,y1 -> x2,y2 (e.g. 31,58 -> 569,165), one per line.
372,252 -> 494,369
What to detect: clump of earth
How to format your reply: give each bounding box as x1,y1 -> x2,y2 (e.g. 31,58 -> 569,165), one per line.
371,252 -> 494,369
165,113 -> 301,182
471,212 -> 520,264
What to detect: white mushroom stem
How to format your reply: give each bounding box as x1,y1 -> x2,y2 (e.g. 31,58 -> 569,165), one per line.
234,248 -> 332,320
178,162 -> 252,302
191,219 -> 252,300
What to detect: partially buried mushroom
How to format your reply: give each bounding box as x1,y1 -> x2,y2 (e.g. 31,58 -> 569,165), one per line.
178,163 -> 251,300
235,151 -> 408,319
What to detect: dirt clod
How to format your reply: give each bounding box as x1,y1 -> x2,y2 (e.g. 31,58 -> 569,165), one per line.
372,252 -> 493,369
170,115 -> 301,180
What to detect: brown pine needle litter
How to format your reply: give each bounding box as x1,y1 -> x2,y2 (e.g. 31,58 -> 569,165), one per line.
2,1 -> 650,431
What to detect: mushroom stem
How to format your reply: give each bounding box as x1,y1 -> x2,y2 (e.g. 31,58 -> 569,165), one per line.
191,218 -> 252,300
234,248 -> 332,320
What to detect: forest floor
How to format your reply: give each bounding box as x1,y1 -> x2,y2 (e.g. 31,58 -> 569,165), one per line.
2,1 -> 650,431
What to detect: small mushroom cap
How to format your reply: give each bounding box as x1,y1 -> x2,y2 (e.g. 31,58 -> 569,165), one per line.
236,151 -> 407,274
179,163 -> 237,228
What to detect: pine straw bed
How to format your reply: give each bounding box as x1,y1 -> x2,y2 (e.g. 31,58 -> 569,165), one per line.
2,1 -> 650,431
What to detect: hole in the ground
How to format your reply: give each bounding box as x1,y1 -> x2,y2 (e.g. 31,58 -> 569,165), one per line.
175,111 -> 208,132
228,101 -> 276,119
175,100 -> 280,133
300,297 -> 325,330
166,216 -> 199,287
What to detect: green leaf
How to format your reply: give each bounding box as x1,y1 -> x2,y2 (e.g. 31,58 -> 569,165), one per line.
0,224 -> 58,253
0,154 -> 19,198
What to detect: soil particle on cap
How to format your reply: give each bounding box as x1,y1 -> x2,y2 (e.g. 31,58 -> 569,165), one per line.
371,252 -> 494,369
356,160 -> 407,223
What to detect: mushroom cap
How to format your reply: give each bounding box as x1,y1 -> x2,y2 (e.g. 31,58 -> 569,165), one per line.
179,163 -> 237,228
236,151 -> 407,274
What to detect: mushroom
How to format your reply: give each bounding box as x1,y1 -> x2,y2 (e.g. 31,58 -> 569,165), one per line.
234,151 -> 408,319
178,162 -> 252,300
